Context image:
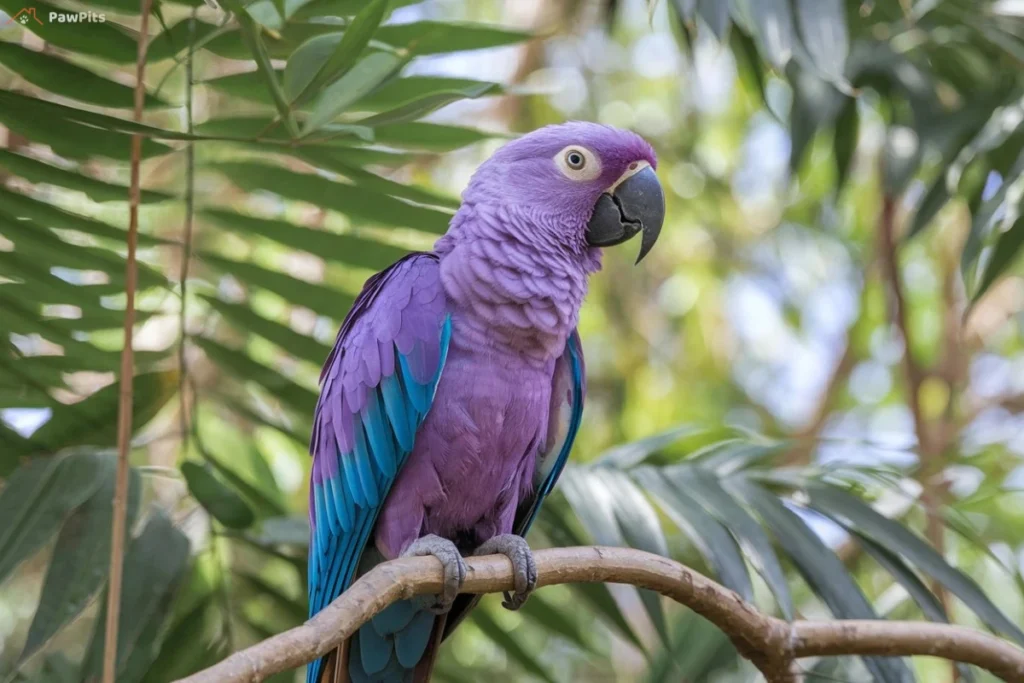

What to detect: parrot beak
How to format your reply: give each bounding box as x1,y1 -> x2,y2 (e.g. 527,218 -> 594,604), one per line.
585,163 -> 665,264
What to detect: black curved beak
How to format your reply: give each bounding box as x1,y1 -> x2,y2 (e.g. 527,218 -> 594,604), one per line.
585,165 -> 665,264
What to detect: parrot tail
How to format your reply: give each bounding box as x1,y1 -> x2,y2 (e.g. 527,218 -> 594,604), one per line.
313,601 -> 444,683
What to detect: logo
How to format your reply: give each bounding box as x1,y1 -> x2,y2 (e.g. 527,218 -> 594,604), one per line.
0,5 -> 106,26
1,7 -> 43,26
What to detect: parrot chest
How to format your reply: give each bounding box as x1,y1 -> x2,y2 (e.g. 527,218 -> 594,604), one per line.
374,346 -> 555,556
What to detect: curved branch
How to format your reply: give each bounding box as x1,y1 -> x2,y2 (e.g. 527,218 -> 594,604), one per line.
174,546 -> 1024,683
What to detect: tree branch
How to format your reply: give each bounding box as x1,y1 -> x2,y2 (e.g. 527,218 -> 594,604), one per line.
173,547 -> 1024,683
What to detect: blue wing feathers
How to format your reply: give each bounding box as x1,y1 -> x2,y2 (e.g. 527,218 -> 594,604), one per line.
394,610 -> 436,669
307,252 -> 451,683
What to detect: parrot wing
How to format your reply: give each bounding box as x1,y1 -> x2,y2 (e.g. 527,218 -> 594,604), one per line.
441,329 -> 585,639
307,252 -> 452,683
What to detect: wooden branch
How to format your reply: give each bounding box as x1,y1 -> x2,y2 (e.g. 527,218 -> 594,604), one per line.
174,547 -> 1024,683
103,4 -> 154,682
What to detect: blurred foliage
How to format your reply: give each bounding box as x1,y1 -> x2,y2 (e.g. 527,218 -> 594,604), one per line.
1,0 -> 1024,681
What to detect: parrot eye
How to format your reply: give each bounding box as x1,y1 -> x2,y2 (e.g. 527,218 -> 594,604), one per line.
554,145 -> 601,181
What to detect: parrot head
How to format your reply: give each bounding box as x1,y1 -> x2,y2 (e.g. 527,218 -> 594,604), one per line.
460,121 -> 665,264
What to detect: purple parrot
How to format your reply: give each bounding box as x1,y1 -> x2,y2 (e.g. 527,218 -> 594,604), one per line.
307,122 -> 664,683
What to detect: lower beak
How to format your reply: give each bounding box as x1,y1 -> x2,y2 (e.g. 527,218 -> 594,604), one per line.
584,165 -> 665,264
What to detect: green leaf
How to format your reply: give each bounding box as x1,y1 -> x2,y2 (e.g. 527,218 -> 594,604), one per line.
972,214 -> 1024,301
0,42 -> 168,109
746,0 -> 795,69
374,21 -> 529,55
0,95 -> 170,161
208,161 -> 452,232
294,149 -> 459,208
292,0 -> 390,104
534,500 -> 646,652
236,570 -> 306,624
19,455 -> 141,663
81,509 -> 191,682
697,0 -> 730,40
471,609 -> 557,683
192,335 -> 319,416
833,96 -> 859,192
672,467 -> 793,618
355,76 -> 504,114
304,51 -> 408,134
563,469 -> 669,648
858,536 -> 976,681
22,370 -> 179,457
517,592 -> 596,655
228,7 -> 300,137
202,208 -> 409,269
199,251 -> 354,319
369,122 -> 494,152
0,186 -> 167,246
200,294 -> 330,367
632,467 -> 754,602
0,151 -> 174,204
202,442 -> 287,519
182,461 -> 257,529
793,0 -> 847,83
596,469 -> 670,645
807,483 -> 1024,643
356,82 -> 498,128
737,480 -> 914,683
0,454 -> 104,584
0,214 -> 167,289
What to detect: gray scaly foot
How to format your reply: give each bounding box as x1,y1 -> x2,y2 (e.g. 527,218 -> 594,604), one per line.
475,534 -> 537,611
402,534 -> 467,614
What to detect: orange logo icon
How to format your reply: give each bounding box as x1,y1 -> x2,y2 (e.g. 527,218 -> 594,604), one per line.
2,7 -> 44,26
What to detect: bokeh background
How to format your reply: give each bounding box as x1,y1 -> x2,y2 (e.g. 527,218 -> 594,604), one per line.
1,0 -> 1024,681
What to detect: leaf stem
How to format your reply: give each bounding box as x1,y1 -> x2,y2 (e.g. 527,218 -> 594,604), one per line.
102,0 -> 154,678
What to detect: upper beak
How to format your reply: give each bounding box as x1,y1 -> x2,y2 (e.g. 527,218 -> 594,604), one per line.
585,164 -> 665,264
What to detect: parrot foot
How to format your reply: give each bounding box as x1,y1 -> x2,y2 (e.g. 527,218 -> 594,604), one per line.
475,534 -> 537,611
402,534 -> 466,615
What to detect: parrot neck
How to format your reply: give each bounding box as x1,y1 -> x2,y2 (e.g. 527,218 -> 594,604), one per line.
435,202 -> 601,363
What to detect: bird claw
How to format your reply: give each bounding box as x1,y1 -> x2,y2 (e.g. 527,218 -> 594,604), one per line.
475,534 -> 537,611
402,534 -> 466,615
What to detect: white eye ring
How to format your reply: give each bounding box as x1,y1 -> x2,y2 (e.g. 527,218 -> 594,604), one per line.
554,146 -> 601,181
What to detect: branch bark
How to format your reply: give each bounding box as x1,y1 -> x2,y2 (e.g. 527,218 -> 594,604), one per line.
174,547 -> 1024,683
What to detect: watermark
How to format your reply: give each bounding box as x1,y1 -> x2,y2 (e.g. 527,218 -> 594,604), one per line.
1,6 -> 107,27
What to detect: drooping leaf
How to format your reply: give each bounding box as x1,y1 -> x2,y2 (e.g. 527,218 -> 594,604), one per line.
972,215 -> 1024,301
201,207 -> 408,270
697,0 -> 730,40
303,51 -> 409,134
833,96 -> 859,191
807,483 -> 1024,643
672,467 -> 793,618
793,0 -> 848,83
288,0 -> 390,104
0,151 -> 174,204
746,0 -> 795,69
632,466 -> 754,602
471,608 -> 557,683
81,509 -> 191,682
22,370 -> 179,458
0,42 -> 169,109
199,251 -> 354,320
208,161 -> 452,232
19,455 -> 141,663
201,294 -> 330,367
182,461 -> 257,529
0,453 -> 105,584
737,480 -> 914,683
192,336 -> 318,416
